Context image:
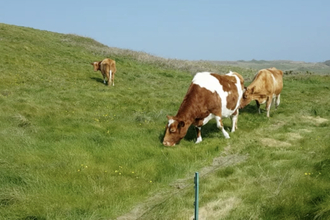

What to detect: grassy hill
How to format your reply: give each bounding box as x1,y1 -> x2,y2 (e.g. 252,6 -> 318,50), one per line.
1,23 -> 330,220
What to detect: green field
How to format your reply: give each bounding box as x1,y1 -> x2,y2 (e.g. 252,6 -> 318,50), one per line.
1,23 -> 330,220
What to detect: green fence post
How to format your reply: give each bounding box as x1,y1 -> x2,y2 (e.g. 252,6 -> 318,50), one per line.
194,172 -> 199,220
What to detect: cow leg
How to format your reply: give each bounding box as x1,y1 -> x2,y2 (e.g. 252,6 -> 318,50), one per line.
105,68 -> 111,86
102,74 -> 106,84
195,127 -> 202,143
215,116 -> 230,139
230,110 -> 239,132
111,70 -> 115,86
109,70 -> 114,86
107,75 -> 111,86
266,96 -> 272,117
256,100 -> 261,114
275,94 -> 281,109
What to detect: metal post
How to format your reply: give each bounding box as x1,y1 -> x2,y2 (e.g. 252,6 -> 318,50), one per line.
194,172 -> 199,220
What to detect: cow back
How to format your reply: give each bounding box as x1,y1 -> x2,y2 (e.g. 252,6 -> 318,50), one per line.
250,68 -> 283,95
191,72 -> 244,118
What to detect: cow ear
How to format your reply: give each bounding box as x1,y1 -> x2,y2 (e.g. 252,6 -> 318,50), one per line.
243,86 -> 247,92
250,87 -> 255,93
166,115 -> 173,120
178,121 -> 185,128
90,62 -> 94,65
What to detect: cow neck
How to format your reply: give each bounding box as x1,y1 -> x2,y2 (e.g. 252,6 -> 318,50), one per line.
175,98 -> 196,127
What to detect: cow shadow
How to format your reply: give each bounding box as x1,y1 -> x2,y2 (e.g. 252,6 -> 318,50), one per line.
158,121 -> 233,145
239,104 -> 260,115
158,125 -> 197,145
90,77 -> 105,85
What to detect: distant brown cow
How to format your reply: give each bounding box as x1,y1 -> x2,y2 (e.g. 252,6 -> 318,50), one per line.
240,67 -> 283,117
163,71 -> 244,146
91,58 -> 117,86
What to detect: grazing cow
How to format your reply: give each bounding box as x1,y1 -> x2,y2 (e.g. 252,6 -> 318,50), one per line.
91,58 -> 117,86
240,67 -> 283,117
163,71 -> 244,146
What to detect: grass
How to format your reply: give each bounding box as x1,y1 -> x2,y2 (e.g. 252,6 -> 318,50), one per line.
1,23 -> 330,219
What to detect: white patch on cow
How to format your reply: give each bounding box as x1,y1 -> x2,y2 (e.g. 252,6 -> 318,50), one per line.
275,94 -> 281,108
223,72 -> 243,117
168,119 -> 175,126
231,113 -> 238,132
271,73 -> 277,88
192,72 -> 221,93
222,129 -> 230,139
196,136 -> 202,143
202,113 -> 215,125
214,115 -> 230,138
195,127 -> 202,143
228,71 -> 244,113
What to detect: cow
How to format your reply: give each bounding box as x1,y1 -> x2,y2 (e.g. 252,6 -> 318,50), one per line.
91,58 -> 117,86
239,67 -> 283,117
162,71 -> 244,147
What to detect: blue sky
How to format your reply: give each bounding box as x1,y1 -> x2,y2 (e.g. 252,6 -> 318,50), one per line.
1,0 -> 329,62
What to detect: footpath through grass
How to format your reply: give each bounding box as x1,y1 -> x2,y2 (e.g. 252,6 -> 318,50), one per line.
1,23 -> 330,219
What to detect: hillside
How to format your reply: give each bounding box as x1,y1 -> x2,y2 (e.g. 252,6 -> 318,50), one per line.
1,23 -> 330,220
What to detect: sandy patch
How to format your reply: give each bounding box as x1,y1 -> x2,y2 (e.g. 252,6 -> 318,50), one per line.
301,116 -> 328,125
268,120 -> 286,130
298,129 -> 312,133
192,197 -> 241,220
260,138 -> 291,147
171,153 -> 248,189
286,132 -> 303,141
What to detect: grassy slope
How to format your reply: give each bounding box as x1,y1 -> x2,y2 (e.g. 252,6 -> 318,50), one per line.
0,23 -> 330,219
0,23 -> 252,219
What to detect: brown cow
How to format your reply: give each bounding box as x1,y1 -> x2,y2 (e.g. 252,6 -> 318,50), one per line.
240,67 -> 283,117
163,71 -> 244,146
91,58 -> 117,86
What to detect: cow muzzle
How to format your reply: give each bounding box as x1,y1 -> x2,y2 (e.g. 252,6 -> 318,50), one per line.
163,141 -> 176,147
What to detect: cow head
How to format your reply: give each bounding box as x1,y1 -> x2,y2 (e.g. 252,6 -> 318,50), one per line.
91,61 -> 101,71
240,86 -> 254,109
163,116 -> 187,146
240,86 -> 267,109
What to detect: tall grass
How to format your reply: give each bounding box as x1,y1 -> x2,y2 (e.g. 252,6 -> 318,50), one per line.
1,23 -> 330,219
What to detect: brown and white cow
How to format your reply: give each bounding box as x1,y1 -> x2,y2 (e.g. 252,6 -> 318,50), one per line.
240,67 -> 283,117
163,71 -> 244,146
91,58 -> 117,86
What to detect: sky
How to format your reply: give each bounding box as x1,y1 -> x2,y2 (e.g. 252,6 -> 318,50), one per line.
1,0 -> 329,62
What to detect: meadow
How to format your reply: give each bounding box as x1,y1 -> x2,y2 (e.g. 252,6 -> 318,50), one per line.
0,23 -> 330,219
